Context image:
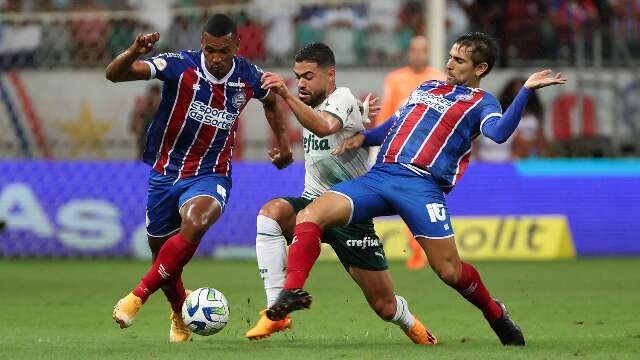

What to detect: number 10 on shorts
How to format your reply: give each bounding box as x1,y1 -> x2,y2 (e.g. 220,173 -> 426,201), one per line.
426,203 -> 446,222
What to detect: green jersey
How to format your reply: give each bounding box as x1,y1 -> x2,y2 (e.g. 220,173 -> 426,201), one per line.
301,87 -> 370,199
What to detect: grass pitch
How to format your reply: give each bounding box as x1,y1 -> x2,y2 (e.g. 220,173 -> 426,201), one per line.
1,258 -> 639,359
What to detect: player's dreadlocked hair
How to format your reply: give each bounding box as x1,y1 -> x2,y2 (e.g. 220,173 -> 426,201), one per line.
203,14 -> 237,37
454,32 -> 498,78
295,42 -> 335,68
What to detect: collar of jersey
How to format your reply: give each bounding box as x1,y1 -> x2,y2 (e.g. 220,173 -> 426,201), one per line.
200,52 -> 236,84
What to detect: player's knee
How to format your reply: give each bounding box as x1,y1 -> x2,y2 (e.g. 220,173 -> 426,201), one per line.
431,262 -> 459,285
296,208 -> 318,225
181,217 -> 210,242
258,201 -> 285,223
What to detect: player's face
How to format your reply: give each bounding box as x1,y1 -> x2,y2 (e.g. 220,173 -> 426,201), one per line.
445,44 -> 487,87
201,32 -> 238,79
292,61 -> 334,107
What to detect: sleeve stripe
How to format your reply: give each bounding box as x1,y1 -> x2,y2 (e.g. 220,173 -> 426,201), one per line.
144,61 -> 156,80
479,112 -> 502,136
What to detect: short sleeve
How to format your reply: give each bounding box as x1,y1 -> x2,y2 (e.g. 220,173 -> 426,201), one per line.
478,93 -> 503,136
246,62 -> 269,100
144,52 -> 187,82
323,87 -> 359,130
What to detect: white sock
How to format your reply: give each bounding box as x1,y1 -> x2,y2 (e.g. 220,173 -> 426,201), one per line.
390,295 -> 415,331
256,214 -> 287,308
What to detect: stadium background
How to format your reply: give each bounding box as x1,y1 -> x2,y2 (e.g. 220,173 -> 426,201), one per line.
1,1 -> 639,359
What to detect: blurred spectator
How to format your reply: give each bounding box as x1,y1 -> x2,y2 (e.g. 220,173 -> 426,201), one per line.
319,4 -> 366,65
476,78 -> 548,162
0,20 -> 41,69
364,0 -> 402,65
295,5 -> 324,49
36,19 -> 71,68
446,0 -> 472,47
502,0 -> 550,60
610,0 -> 640,56
250,0 -> 296,65
165,14 -> 201,51
130,84 -> 161,160
236,11 -> 266,61
374,35 -> 446,125
107,18 -> 136,60
551,0 -> 600,60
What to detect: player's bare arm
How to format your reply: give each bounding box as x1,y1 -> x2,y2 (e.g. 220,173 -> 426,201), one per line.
105,32 -> 160,82
261,72 -> 341,137
261,91 -> 293,169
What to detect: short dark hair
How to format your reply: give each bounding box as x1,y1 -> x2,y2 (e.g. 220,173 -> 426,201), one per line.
294,42 -> 335,68
203,14 -> 237,37
453,32 -> 498,78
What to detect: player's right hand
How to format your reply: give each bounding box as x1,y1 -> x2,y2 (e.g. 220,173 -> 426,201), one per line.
130,32 -> 160,55
261,72 -> 289,98
332,132 -> 365,156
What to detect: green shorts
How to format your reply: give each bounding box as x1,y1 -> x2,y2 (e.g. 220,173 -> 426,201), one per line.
282,196 -> 388,272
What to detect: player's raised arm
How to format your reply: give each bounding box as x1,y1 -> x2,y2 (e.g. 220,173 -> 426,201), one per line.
105,32 -> 160,82
260,90 -> 293,169
261,72 -> 341,138
482,69 -> 567,144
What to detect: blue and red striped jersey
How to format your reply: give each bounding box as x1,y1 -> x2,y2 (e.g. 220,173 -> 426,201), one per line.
377,80 -> 502,190
142,50 -> 268,178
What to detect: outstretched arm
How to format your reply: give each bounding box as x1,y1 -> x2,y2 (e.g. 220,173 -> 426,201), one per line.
482,69 -> 567,143
261,91 -> 293,169
105,32 -> 160,82
261,72 -> 341,137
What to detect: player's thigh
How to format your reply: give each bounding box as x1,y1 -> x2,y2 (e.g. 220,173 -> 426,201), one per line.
326,224 -> 388,274
415,235 -> 461,282
259,197 -> 298,238
146,170 -> 182,238
178,174 -> 230,231
304,177 -> 392,229
386,174 -> 454,241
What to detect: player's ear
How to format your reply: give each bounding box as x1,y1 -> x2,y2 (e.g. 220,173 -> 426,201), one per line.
475,62 -> 488,78
327,67 -> 336,81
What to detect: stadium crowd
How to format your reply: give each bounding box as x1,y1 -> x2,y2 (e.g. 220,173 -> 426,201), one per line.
1,0 -> 639,69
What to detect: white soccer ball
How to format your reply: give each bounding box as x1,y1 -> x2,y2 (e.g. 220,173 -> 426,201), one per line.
181,287 -> 230,336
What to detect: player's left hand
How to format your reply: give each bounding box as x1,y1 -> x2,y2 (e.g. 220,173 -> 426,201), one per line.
268,147 -> 293,169
524,69 -> 568,90
332,133 -> 365,156
359,93 -> 380,124
261,72 -> 289,98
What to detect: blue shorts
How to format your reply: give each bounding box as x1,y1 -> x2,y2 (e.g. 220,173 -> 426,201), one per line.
330,163 -> 454,239
146,169 -> 231,237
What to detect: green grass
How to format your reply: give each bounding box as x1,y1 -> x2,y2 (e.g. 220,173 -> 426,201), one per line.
1,259 -> 639,359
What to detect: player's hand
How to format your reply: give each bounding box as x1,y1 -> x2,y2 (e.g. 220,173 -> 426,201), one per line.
332,133 -> 365,156
130,32 -> 160,55
524,69 -> 567,90
359,93 -> 380,124
261,72 -> 289,98
268,147 -> 294,169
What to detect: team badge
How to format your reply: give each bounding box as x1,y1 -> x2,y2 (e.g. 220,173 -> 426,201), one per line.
153,58 -> 167,71
455,92 -> 473,101
232,91 -> 246,108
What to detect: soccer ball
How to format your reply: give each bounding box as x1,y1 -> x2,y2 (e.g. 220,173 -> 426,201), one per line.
181,287 -> 230,336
